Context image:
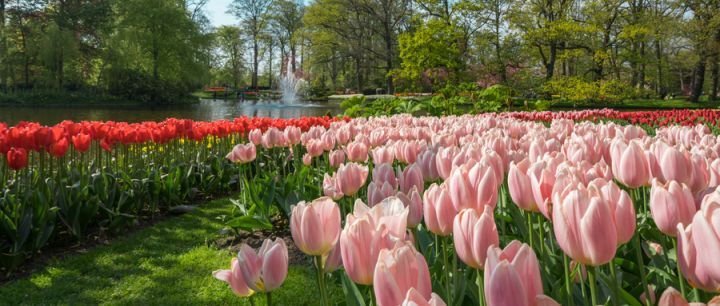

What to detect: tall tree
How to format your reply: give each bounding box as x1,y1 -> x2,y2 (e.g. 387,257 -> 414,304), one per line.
229,0 -> 272,89
269,0 -> 303,71
215,25 -> 244,89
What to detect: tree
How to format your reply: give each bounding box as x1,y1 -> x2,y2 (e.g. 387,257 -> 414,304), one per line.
682,0 -> 720,102
269,0 -> 303,71
215,25 -> 244,88
395,18 -> 464,90
229,0 -> 272,89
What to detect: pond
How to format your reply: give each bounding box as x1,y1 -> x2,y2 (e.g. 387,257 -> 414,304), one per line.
0,99 -> 341,126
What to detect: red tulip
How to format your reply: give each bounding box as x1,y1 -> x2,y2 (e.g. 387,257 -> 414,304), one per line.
6,147 -> 28,170
50,138 -> 69,158
71,133 -> 91,153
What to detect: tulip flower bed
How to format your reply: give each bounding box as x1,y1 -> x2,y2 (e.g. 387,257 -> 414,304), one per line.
213,112 -> 720,306
0,116 -> 341,272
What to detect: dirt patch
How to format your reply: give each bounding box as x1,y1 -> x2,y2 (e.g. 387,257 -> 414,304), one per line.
212,215 -> 311,266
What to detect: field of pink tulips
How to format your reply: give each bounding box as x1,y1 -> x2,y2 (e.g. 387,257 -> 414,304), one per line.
3,109 -> 720,305
214,111 -> 720,306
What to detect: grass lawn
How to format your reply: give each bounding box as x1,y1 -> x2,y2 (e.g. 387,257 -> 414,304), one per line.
0,197 -> 338,305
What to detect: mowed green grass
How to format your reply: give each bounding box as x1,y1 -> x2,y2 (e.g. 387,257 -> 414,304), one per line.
0,198 -> 336,305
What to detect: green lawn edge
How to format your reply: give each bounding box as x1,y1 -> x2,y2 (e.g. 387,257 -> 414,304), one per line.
0,197 -> 336,305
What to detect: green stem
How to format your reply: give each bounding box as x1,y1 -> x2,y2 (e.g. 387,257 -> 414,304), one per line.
266,292 -> 272,306
563,254 -> 575,306
588,266 -> 599,306
315,256 -> 328,306
673,239 -> 687,298
609,260 -> 619,305
633,235 -> 652,306
442,237 -> 452,305
527,212 -> 534,250
536,214 -> 545,256
249,295 -> 256,306
477,269 -> 486,306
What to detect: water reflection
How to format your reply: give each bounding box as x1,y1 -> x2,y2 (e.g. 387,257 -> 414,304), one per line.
0,99 -> 341,125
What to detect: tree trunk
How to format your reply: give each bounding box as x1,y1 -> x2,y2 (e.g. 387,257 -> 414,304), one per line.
268,42 -> 273,89
290,44 -> 296,72
638,41 -> 646,88
655,39 -> 664,96
252,36 -> 259,89
690,54 -> 707,102
545,44 -> 556,80
0,0 -> 5,90
384,23 -> 394,94
711,56 -> 719,101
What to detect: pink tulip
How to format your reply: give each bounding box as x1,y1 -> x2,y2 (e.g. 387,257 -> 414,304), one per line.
306,139 -> 325,157
423,183 -> 457,236
340,214 -> 396,285
321,131 -> 336,150
553,187 -> 617,266
323,174 -> 344,200
284,126 -> 302,145
302,153 -> 312,166
587,178 -> 636,244
708,158 -> 720,188
402,288 -> 447,306
447,162 -> 498,212
661,146 -> 693,186
676,193 -> 720,293
484,241 -> 543,306
324,242 -> 343,273
397,186 -> 423,227
226,143 -> 257,164
368,181 -> 396,206
336,126 -> 352,145
508,159 -> 537,212
640,285 -> 656,306
527,161 -> 555,219
336,163 -> 369,196
436,146 -> 458,180
346,141 -> 369,162
329,150 -> 346,168
689,153 -> 710,193
650,179 -> 697,237
611,140 -> 651,188
453,206 -> 499,269
237,238 -> 288,292
398,164 -> 425,194
261,127 -> 286,149
348,197 -> 409,239
213,257 -> 253,297
658,287 -> 690,306
417,150 -> 440,181
372,146 -> 395,164
374,242 -> 432,306
340,198 -> 410,285
373,163 -> 398,189
535,295 -> 561,306
290,197 -> 341,256
248,129 -> 262,145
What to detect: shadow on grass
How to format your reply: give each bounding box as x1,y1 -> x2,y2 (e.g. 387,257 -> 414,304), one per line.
0,198 -> 337,305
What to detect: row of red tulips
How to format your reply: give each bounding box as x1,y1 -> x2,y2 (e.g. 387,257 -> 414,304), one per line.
0,116 -> 344,170
0,116 -> 341,271
213,114 -> 720,306
504,109 -> 720,128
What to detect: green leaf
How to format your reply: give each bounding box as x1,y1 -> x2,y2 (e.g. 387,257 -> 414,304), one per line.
226,215 -> 272,231
341,273 -> 366,306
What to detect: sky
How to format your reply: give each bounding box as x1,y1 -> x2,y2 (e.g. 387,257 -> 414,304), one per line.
206,0 -> 237,27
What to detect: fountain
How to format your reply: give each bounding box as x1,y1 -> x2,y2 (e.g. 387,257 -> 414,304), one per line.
279,59 -> 307,104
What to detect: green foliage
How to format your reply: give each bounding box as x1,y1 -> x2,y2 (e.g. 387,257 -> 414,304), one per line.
541,77 -> 643,105
0,197 -> 341,305
106,68 -> 195,104
395,19 -> 464,91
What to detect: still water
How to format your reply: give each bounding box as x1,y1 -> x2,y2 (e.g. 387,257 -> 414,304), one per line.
0,99 -> 341,126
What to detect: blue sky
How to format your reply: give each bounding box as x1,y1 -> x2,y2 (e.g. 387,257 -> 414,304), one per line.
206,0 -> 237,27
